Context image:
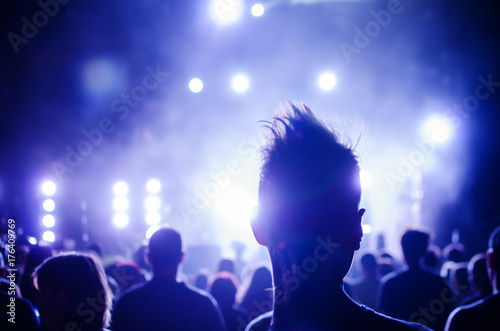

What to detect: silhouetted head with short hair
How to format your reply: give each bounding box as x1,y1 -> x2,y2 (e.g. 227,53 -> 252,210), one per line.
401,229 -> 430,267
147,227 -> 183,268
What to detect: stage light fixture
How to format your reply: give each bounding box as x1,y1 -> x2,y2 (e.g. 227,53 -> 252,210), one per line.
43,199 -> 55,212
113,213 -> 129,228
42,230 -> 55,243
113,181 -> 129,196
232,75 -> 249,92
318,72 -> 337,91
189,78 -> 204,93
42,181 -> 56,196
146,179 -> 161,194
251,4 -> 264,17
424,117 -> 452,144
145,196 -> 161,211
362,224 -> 372,234
42,214 -> 55,228
113,197 -> 129,212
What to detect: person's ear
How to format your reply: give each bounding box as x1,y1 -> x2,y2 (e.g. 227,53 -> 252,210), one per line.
251,219 -> 267,246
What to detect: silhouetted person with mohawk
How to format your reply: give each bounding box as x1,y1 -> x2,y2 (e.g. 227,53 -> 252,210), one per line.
246,102 -> 432,331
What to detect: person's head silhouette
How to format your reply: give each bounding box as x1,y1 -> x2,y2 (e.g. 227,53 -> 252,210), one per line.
251,102 -> 366,327
33,252 -> 112,331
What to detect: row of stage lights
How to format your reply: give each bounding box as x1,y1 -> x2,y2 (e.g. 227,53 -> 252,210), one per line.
187,73 -> 337,94
112,179 -> 164,228
40,181 -> 57,243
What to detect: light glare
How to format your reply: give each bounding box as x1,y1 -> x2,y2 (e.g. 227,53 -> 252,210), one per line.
251,4 -> 265,17
113,197 -> 129,211
424,118 -> 452,143
113,182 -> 129,196
43,199 -> 55,212
42,231 -> 55,243
146,179 -> 162,194
145,196 -> 162,211
318,73 -> 337,91
145,212 -> 161,225
189,78 -> 204,93
42,215 -> 55,228
210,0 -> 243,25
362,224 -> 372,234
113,213 -> 129,228
232,75 -> 249,92
360,170 -> 373,189
42,181 -> 56,196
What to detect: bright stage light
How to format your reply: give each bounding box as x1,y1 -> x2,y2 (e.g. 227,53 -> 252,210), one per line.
318,73 -> 337,91
43,199 -> 55,212
424,117 -> 452,143
27,236 -> 38,245
251,4 -> 265,17
214,190 -> 257,225
42,230 -> 55,243
42,215 -> 55,228
189,78 -> 204,93
145,196 -> 161,211
113,181 -> 129,196
42,181 -> 56,196
359,169 -> 373,189
210,0 -> 244,25
145,212 -> 161,226
232,75 -> 249,92
113,197 -> 129,211
362,224 -> 372,234
146,179 -> 161,194
113,213 -> 129,228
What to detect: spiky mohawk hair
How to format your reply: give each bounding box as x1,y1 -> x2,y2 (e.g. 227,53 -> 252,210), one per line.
258,102 -> 361,242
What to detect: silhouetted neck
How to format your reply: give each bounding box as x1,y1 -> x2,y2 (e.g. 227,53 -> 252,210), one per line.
152,265 -> 178,283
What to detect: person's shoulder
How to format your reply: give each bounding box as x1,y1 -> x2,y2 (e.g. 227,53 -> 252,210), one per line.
361,306 -> 432,331
115,280 -> 149,303
245,311 -> 272,331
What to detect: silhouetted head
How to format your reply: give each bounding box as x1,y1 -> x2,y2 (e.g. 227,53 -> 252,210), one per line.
33,252 -> 112,331
401,229 -> 430,264
443,243 -> 467,263
359,252 -> 378,273
210,271 -> 239,308
253,102 -> 365,296
147,227 -> 184,268
468,253 -> 492,295
218,258 -> 235,274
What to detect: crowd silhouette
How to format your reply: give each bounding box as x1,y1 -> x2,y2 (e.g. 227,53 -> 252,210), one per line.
1,103 -> 500,331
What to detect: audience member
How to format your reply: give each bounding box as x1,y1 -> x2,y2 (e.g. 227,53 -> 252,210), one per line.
424,245 -> 442,272
237,265 -> 273,322
33,252 -> 112,331
210,271 -> 248,331
20,245 -> 53,306
377,229 -> 455,330
110,227 -> 226,331
449,263 -> 473,307
459,253 -> 492,305
246,103 -> 431,330
349,252 -> 380,309
445,225 -> 500,331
